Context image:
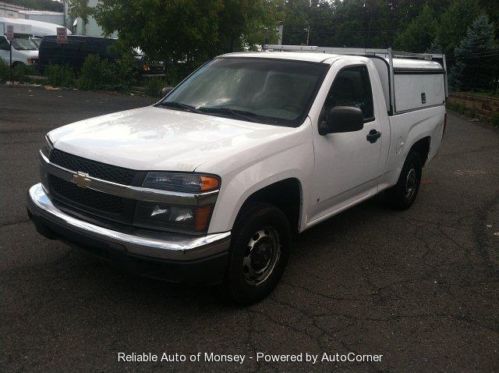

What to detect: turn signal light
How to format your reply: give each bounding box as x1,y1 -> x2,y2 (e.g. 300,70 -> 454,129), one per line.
195,205 -> 213,232
200,176 -> 220,192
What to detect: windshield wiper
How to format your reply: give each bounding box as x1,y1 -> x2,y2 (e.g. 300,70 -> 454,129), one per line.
197,106 -> 260,122
157,101 -> 200,113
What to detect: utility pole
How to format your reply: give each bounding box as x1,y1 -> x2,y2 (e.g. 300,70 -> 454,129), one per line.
305,25 -> 310,45
6,25 -> 14,85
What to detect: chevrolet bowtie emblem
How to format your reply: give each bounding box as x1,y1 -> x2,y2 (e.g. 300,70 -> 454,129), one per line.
73,171 -> 91,188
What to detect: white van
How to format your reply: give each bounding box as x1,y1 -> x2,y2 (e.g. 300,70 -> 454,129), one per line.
0,17 -> 71,66
0,35 -> 38,67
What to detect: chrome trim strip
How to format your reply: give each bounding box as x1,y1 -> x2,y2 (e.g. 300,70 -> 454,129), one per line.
28,183 -> 230,261
39,151 -> 218,206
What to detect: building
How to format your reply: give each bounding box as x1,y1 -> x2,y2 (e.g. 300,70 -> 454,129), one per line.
0,1 -> 65,26
64,0 -> 115,38
0,1 -> 24,18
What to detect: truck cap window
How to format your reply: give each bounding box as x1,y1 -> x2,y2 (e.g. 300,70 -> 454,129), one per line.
324,65 -> 374,121
158,57 -> 329,127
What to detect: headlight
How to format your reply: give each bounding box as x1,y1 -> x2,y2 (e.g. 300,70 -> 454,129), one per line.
138,172 -> 220,233
134,202 -> 213,234
142,172 -> 220,193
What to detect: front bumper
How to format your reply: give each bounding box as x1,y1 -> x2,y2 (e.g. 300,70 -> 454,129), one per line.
27,183 -> 231,284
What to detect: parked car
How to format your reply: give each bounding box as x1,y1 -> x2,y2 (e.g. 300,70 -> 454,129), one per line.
38,35 -> 164,74
38,35 -> 118,72
27,46 -> 447,304
0,35 -> 38,66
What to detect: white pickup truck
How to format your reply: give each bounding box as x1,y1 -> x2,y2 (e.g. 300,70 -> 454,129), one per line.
27,45 -> 447,304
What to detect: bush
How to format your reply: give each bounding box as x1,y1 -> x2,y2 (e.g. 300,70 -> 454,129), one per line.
492,113 -> 499,128
0,61 -> 36,83
0,59 -> 9,82
144,78 -> 167,97
76,54 -> 115,90
12,63 -> 36,82
45,64 -> 75,87
113,51 -> 140,90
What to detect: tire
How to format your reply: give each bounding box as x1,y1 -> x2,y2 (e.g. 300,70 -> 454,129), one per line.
385,151 -> 422,210
223,202 -> 291,305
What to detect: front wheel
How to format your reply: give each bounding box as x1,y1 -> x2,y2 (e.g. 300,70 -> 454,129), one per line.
224,203 -> 291,305
384,151 -> 422,210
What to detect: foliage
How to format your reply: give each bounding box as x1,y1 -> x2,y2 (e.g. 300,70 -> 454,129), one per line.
0,60 -> 9,82
12,63 -> 36,82
67,0 -> 94,25
76,54 -> 115,90
57,0 -> 499,95
144,78 -> 167,98
112,48 -> 140,90
282,0 -> 310,45
394,5 -> 437,52
436,0 -> 481,58
92,0 -> 282,69
450,15 -> 497,91
45,65 -> 76,87
74,53 -> 139,91
0,61 -> 36,83
492,113 -> 499,127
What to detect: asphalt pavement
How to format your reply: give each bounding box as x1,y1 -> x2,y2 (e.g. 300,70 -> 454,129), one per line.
0,85 -> 498,372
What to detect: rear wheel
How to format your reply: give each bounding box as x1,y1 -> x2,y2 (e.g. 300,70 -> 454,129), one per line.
385,151 -> 422,210
224,203 -> 290,305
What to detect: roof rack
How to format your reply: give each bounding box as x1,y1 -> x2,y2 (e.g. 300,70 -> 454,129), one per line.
262,44 -> 448,112
263,44 -> 444,60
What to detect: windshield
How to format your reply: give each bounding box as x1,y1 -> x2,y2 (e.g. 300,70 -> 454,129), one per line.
158,57 -> 329,126
30,37 -> 42,48
12,38 -> 38,51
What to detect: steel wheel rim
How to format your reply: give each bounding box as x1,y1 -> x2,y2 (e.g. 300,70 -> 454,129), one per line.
405,168 -> 417,200
242,227 -> 281,286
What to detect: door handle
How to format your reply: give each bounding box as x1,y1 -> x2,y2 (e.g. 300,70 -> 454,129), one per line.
366,129 -> 381,143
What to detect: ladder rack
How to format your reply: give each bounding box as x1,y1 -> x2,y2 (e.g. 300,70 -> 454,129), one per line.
262,45 -> 448,111
263,44 -> 445,60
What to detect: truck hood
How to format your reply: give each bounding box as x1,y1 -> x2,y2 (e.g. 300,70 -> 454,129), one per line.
48,106 -> 299,173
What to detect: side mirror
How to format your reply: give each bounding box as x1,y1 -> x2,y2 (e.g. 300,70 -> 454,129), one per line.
161,86 -> 173,96
319,106 -> 364,135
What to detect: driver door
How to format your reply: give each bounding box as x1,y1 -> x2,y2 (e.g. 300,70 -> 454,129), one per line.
310,63 -> 383,220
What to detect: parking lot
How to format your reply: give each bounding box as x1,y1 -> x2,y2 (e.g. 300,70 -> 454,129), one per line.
1,85 -> 498,372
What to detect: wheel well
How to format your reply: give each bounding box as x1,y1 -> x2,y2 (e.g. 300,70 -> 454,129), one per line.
239,178 -> 302,233
410,137 -> 431,166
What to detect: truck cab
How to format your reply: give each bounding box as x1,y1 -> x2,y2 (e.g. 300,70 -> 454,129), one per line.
27,46 -> 447,304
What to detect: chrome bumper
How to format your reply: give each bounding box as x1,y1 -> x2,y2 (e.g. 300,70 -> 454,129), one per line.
27,183 -> 231,261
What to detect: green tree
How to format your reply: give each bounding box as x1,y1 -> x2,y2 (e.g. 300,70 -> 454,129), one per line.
329,0 -> 366,47
282,0 -> 311,45
394,4 -> 437,52
68,0 -> 94,34
92,0 -> 281,69
436,0 -> 481,58
307,1 -> 335,46
450,15 -> 497,91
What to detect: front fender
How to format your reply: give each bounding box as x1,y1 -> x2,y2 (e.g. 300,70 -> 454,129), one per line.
206,133 -> 315,234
